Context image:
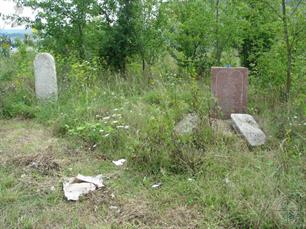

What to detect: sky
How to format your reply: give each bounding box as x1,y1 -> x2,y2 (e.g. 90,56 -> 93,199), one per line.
0,0 -> 34,29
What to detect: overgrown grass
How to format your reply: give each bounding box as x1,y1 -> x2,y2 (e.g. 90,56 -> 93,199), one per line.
0,50 -> 305,228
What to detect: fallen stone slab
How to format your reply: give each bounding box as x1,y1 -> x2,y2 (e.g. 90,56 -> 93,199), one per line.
231,114 -> 266,146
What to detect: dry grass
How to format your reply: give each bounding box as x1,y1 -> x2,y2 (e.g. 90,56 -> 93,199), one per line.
0,119 -> 206,228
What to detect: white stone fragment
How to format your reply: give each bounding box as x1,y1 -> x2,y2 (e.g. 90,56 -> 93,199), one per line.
231,114 -> 266,146
76,174 -> 104,188
152,182 -> 162,188
34,53 -> 58,100
63,174 -> 104,201
112,159 -> 126,166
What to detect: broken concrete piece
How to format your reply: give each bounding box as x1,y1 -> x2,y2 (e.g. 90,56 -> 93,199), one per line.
231,114 -> 266,146
174,113 -> 199,135
75,174 -> 104,188
63,174 -> 104,201
112,159 -> 126,166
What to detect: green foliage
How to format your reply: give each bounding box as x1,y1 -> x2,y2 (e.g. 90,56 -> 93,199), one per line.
166,0 -> 247,76
0,1 -> 305,227
0,35 -> 12,58
0,46 -> 36,119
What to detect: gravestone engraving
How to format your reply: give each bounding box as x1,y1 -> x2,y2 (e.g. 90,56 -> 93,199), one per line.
231,114 -> 266,146
34,53 -> 58,100
211,67 -> 248,119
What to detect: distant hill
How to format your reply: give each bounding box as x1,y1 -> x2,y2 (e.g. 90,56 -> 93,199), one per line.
0,29 -> 32,41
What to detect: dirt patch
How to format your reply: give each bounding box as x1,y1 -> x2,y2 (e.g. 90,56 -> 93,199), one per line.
160,205 -> 202,228
113,198 -> 155,227
11,150 -> 60,175
105,199 -> 202,228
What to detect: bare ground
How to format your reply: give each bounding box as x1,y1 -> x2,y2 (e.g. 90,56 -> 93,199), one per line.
0,119 -> 202,228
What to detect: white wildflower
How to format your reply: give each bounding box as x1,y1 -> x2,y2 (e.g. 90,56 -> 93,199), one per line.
103,116 -> 110,120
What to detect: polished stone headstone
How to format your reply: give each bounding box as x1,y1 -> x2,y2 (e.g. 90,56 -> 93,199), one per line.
211,67 -> 248,119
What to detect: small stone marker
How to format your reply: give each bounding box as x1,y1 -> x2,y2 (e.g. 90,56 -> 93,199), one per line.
231,114 -> 266,146
211,67 -> 248,119
174,113 -> 199,136
34,53 -> 58,100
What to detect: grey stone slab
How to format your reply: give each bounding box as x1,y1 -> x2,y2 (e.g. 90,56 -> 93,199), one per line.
231,114 -> 266,146
34,53 -> 58,100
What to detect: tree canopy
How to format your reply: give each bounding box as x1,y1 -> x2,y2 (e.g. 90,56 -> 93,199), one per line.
1,0 -> 304,98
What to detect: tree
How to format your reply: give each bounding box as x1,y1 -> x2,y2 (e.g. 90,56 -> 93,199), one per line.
239,0 -> 277,69
100,0 -> 141,73
212,0 -> 248,65
166,0 -> 247,76
0,36 -> 12,58
166,0 -> 214,76
15,0 -> 100,59
136,0 -> 166,74
261,0 -> 305,99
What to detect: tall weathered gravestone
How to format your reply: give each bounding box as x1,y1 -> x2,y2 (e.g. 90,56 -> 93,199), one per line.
34,53 -> 58,100
211,67 -> 248,119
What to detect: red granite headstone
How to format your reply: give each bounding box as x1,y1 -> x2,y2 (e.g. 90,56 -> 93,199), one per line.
211,67 -> 248,119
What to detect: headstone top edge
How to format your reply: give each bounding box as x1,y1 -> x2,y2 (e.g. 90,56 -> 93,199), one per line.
231,113 -> 252,117
211,67 -> 248,70
34,52 -> 55,61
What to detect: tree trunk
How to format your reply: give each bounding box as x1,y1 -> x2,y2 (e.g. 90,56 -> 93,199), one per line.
215,0 -> 222,65
78,22 -> 85,60
281,0 -> 292,101
142,58 -> 146,73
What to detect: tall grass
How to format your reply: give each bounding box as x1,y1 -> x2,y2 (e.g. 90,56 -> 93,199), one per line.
0,49 -> 305,227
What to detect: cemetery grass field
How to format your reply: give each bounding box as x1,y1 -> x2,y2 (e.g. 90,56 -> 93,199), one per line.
0,52 -> 305,228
